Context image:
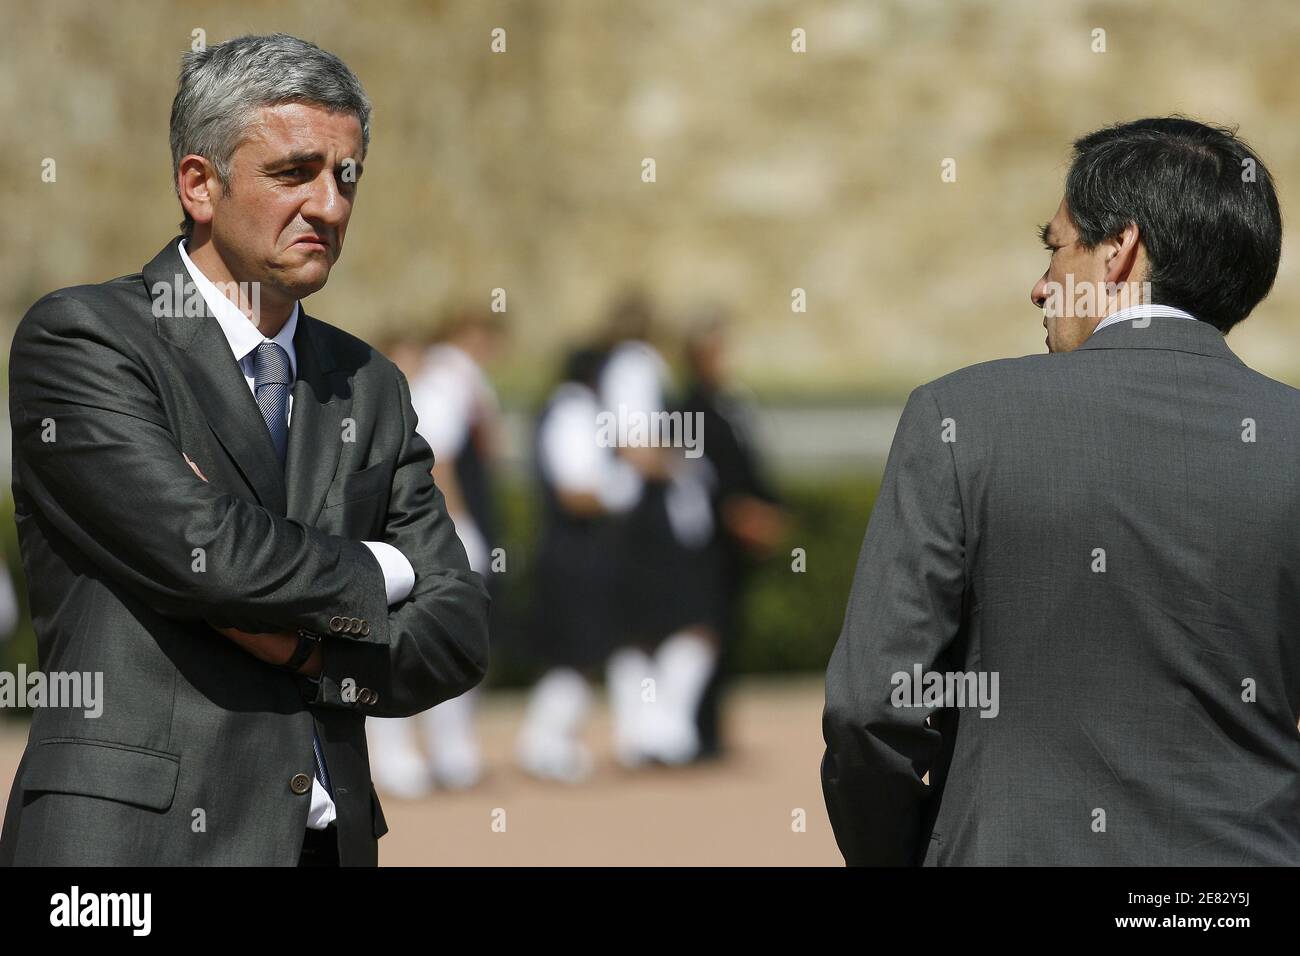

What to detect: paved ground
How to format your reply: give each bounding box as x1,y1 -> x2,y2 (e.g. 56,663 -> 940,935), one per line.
0,676 -> 842,866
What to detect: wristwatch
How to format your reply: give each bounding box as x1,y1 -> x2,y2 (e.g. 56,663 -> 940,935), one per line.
280,628 -> 322,673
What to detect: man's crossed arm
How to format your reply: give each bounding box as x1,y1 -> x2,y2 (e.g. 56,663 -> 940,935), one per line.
10,292 -> 490,716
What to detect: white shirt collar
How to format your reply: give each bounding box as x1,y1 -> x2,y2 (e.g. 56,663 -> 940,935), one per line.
178,239 -> 298,377
1092,303 -> 1199,336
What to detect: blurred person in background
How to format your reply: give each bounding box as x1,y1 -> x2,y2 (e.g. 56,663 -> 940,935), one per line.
368,307 -> 505,795
680,308 -> 788,760
0,549 -> 18,643
515,346 -> 640,782
0,418 -> 13,644
598,293 -> 719,767
373,327 -> 431,383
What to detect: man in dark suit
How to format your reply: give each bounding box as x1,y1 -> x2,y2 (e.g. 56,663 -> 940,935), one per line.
822,117 -> 1300,865
0,33 -> 490,866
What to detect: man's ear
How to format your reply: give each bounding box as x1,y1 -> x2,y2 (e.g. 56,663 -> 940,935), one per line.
1103,221 -> 1142,285
178,155 -> 221,231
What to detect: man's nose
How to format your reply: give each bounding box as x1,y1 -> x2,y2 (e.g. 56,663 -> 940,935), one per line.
302,171 -> 347,227
1030,273 -> 1048,309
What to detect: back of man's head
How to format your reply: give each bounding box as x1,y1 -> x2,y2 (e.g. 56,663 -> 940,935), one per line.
1066,116 -> 1282,334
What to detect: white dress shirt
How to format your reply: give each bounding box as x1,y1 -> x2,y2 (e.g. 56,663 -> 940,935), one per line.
407,343 -> 499,574
1092,303 -> 1199,336
178,240 -> 414,830
539,382 -> 641,513
408,343 -> 497,462
598,339 -> 670,421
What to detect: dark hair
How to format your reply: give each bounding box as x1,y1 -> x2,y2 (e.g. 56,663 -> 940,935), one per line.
562,346 -> 607,389
602,290 -> 654,345
1065,116 -> 1282,333
433,304 -> 506,344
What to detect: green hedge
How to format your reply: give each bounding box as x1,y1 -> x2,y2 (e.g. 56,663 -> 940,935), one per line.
734,476 -> 877,674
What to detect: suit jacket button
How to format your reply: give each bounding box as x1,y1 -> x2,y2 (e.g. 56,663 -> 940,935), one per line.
329,616 -> 344,633
290,773 -> 313,795
360,621 -> 371,637
348,618 -> 362,634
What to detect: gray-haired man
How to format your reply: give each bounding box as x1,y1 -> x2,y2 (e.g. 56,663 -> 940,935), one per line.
0,33 -> 489,866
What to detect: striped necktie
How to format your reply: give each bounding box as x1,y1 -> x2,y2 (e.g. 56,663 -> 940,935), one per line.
252,342 -> 292,466
252,341 -> 332,797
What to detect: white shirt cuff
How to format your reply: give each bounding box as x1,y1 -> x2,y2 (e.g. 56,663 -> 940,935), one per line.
361,541 -> 415,606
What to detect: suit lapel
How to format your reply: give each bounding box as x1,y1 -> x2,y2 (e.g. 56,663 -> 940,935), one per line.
185,318 -> 290,516
144,237 -> 288,515
285,311 -> 345,526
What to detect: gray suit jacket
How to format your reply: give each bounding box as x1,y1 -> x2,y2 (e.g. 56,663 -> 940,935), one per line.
0,237 -> 491,866
822,316 -> 1300,865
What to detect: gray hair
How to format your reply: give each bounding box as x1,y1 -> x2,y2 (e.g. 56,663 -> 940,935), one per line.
169,33 -> 371,235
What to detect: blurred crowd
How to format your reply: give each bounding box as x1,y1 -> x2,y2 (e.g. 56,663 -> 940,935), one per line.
366,293 -> 789,795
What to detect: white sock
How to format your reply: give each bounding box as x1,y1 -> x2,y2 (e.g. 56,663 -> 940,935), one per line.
648,631 -> 719,763
519,668 -> 592,745
420,688 -> 482,789
366,716 -> 431,798
517,668 -> 593,782
605,647 -> 656,767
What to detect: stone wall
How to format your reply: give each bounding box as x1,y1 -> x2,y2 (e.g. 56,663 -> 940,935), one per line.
3,0 -> 1297,395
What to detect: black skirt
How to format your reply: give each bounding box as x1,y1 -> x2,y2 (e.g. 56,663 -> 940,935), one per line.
614,480 -> 727,646
531,516 -> 625,670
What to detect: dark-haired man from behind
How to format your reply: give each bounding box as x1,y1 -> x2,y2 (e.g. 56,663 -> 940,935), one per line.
822,117 -> 1300,865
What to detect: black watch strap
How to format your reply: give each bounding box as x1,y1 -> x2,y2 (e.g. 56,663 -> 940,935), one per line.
281,629 -> 322,673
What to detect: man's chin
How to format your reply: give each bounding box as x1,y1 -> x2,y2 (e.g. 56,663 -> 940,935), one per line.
277,266 -> 331,300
